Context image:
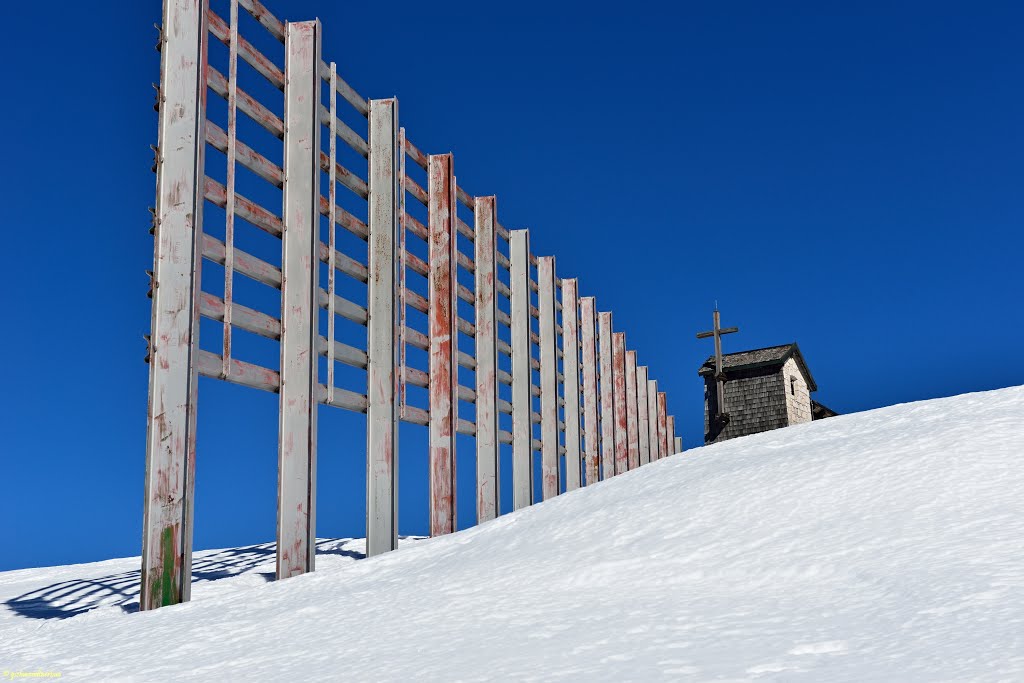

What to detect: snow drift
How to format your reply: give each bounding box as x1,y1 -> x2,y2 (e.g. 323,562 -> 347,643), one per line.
3,385 -> 1023,681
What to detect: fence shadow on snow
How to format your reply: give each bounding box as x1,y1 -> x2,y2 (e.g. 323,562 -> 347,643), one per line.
4,538 -> 381,621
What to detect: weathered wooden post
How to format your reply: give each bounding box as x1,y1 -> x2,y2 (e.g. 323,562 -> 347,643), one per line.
625,350 -> 640,470
221,0 -> 239,380
277,18 -> 322,579
396,127 -> 407,419
647,379 -> 660,460
612,332 -> 629,475
637,366 -> 651,465
509,229 -> 533,509
326,62 -> 340,407
579,297 -> 600,485
597,312 -> 615,479
537,256 -> 559,499
141,0 -> 209,611
667,415 -> 678,456
561,279 -> 582,491
657,392 -> 669,458
474,196 -> 500,522
366,97 -> 400,556
428,153 -> 458,536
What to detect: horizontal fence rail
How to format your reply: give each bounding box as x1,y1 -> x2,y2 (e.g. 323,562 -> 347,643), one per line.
142,0 -> 683,610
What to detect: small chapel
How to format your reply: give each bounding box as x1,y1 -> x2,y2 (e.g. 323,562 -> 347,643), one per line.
696,310 -> 838,444
699,343 -> 839,443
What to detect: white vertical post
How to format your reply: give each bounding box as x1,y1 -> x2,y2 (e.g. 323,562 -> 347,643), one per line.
367,98 -> 400,556
509,229 -> 533,509
537,256 -> 559,499
561,279 -> 581,492
579,297 -> 599,486
674,435 -> 683,454
277,19 -> 321,580
597,312 -> 615,480
625,350 -> 639,471
648,379 -> 660,460
428,153 -> 457,536
141,0 -> 209,611
474,196 -> 500,522
637,366 -> 651,466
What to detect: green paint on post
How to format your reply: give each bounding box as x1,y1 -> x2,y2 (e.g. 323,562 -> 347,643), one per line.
156,525 -> 178,607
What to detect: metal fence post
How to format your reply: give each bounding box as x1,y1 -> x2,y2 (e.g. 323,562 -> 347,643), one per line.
537,256 -> 559,499
326,63 -> 339,406
396,127 -> 407,419
141,0 -> 209,611
221,0 -> 239,379
367,97 -> 400,556
597,312 -> 615,479
579,297 -> 599,485
625,350 -> 640,471
612,332 -> 628,475
667,415 -> 678,456
561,279 -> 581,491
277,19 -> 321,579
509,229 -> 533,509
657,391 -> 669,459
637,366 -> 651,466
428,154 -> 457,535
647,379 -> 660,460
474,196 -> 499,522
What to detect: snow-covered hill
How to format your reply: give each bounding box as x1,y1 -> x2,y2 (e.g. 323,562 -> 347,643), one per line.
3,386 -> 1023,681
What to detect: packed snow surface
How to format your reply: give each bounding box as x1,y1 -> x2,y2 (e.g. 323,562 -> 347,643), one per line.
3,386 -> 1023,681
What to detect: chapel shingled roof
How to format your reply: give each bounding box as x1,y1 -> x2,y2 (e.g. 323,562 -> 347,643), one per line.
698,343 -> 817,392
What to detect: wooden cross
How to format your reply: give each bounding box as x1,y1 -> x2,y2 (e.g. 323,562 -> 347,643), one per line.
696,308 -> 738,427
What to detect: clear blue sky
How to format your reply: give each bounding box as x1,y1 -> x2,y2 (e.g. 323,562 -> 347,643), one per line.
2,1 -> 1021,571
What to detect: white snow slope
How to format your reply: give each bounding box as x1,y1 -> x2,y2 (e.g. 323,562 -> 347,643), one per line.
3,386 -> 1023,681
